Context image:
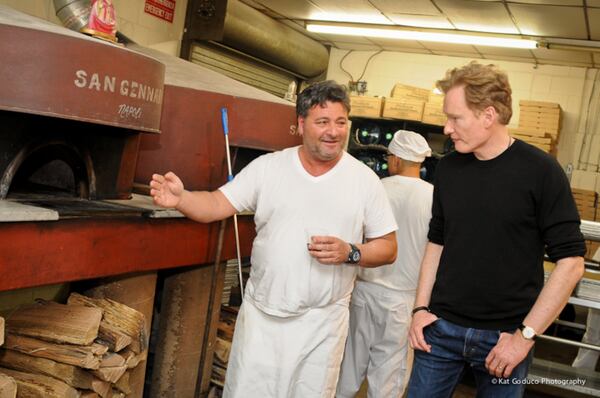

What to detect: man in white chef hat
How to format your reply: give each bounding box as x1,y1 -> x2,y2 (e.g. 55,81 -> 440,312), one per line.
337,130 -> 433,398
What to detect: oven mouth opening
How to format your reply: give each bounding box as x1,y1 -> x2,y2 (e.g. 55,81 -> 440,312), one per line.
3,143 -> 92,200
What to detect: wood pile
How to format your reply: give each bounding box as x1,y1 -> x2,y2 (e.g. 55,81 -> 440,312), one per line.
0,293 -> 148,397
0,317 -> 17,398
511,100 -> 562,156
572,188 -> 600,259
210,306 -> 238,389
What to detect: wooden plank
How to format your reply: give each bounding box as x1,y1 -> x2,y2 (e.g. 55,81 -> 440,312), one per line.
200,261 -> 228,394
6,301 -> 101,346
91,343 -> 109,356
213,336 -> 231,365
96,323 -> 133,353
100,353 -> 125,368
121,349 -> 147,369
114,371 -> 131,395
91,366 -> 127,383
0,318 -> 4,347
68,293 -> 147,354
111,390 -> 125,398
149,265 -> 213,397
3,333 -> 100,369
0,373 -> 16,398
80,272 -> 157,398
0,349 -> 110,397
0,367 -> 79,398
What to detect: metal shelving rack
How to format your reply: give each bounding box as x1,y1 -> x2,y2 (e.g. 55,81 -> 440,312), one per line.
530,220 -> 600,396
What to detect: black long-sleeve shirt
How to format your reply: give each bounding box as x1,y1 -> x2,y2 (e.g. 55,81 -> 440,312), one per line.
428,139 -> 586,330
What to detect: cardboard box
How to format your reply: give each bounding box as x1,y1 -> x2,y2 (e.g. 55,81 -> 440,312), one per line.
519,100 -> 560,109
518,119 -> 560,131
382,98 -> 424,121
422,102 -> 446,126
572,187 -> 598,198
527,142 -> 552,153
390,83 -> 431,101
519,112 -> 561,122
571,170 -> 599,191
428,93 -> 445,104
510,133 -> 552,145
509,127 -> 551,138
512,126 -> 559,140
586,241 -> 600,259
579,209 -> 597,221
350,96 -> 383,118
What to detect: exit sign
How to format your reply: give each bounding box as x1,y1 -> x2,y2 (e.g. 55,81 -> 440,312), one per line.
144,0 -> 176,23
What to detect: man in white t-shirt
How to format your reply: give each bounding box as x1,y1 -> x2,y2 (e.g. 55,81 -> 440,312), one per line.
150,80 -> 398,398
337,130 -> 433,398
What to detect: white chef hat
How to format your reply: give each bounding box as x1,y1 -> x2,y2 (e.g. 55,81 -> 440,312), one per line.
388,130 -> 432,163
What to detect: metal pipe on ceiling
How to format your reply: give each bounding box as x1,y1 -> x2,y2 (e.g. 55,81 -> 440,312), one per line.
222,0 -> 329,79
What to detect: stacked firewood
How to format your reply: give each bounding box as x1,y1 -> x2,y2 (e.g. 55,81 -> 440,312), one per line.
0,293 -> 147,398
210,307 -> 238,390
0,316 -> 18,398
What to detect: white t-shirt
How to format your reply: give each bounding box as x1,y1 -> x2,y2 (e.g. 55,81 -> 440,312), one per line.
219,146 -> 397,317
359,175 -> 433,291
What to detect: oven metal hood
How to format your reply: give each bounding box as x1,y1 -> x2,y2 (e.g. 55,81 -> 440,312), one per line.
0,5 -> 164,134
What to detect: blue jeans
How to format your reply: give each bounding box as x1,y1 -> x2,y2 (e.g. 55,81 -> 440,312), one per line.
407,318 -> 533,398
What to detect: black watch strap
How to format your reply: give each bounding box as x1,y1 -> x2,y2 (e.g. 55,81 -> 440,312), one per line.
411,306 -> 431,316
347,243 -> 361,264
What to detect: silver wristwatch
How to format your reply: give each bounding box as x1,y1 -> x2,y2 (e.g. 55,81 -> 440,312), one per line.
519,324 -> 537,341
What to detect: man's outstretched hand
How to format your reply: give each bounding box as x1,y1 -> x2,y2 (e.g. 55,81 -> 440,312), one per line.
150,172 -> 184,208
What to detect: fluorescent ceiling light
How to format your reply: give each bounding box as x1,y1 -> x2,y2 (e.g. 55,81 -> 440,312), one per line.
306,23 -> 538,49
309,12 -> 392,25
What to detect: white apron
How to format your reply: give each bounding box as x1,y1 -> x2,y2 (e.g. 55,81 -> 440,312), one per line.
223,297 -> 350,398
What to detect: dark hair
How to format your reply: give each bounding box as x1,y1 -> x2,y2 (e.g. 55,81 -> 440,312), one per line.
437,61 -> 512,125
296,80 -> 351,118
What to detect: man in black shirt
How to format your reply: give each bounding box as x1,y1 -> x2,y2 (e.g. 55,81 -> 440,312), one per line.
406,61 -> 586,397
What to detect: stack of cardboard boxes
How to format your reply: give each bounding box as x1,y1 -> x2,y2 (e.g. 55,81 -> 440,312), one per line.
349,83 -> 447,125
422,93 -> 446,126
572,187 -> 599,259
510,100 -> 561,155
382,84 -> 428,121
348,96 -> 384,118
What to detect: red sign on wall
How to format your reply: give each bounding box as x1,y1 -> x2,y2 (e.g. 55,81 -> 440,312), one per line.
144,0 -> 176,23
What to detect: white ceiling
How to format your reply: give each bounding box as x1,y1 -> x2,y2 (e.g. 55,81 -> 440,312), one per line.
240,0 -> 600,68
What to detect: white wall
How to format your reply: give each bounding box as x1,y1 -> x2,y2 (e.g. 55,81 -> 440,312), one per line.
327,48 -> 591,169
0,0 -> 188,56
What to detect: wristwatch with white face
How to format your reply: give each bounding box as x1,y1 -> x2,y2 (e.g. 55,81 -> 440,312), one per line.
519,324 -> 537,341
347,243 -> 361,264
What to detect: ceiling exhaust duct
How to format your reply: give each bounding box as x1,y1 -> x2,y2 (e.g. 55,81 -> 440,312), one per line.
186,0 -> 329,79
